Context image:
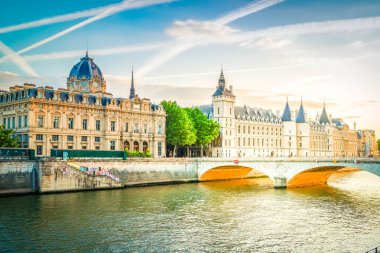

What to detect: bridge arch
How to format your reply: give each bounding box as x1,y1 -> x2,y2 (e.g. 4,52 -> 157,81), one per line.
287,165 -> 380,188
199,165 -> 273,185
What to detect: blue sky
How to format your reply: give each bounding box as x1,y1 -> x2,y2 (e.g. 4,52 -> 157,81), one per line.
0,0 -> 380,134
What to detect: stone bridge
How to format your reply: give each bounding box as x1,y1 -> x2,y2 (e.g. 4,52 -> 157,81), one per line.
196,158 -> 380,188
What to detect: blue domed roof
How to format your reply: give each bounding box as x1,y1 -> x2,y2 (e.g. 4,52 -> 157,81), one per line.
69,52 -> 103,80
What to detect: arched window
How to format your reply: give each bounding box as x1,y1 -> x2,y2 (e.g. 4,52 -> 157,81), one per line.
133,141 -> 139,151
124,141 -> 130,150
143,141 -> 148,151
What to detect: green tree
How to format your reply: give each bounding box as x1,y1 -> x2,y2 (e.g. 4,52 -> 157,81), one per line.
184,107 -> 220,156
161,101 -> 196,157
0,125 -> 19,148
377,139 -> 380,153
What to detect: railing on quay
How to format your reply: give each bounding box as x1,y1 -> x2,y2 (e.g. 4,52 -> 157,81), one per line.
365,246 -> 379,253
50,149 -> 126,160
0,148 -> 35,160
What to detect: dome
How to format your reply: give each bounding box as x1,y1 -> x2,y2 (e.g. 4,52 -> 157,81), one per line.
69,52 -> 103,80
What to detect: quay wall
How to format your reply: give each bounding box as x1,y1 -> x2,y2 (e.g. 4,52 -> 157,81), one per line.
0,160 -> 37,195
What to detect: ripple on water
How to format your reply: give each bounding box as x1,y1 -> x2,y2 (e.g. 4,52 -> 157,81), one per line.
0,172 -> 379,252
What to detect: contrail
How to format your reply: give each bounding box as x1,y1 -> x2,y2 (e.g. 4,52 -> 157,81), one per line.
136,0 -> 284,77
23,42 -> 169,62
231,16 -> 380,43
0,1 -> 126,34
0,41 -> 38,76
0,0 -> 174,64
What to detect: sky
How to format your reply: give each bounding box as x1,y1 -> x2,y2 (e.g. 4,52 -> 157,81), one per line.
0,0 -> 380,135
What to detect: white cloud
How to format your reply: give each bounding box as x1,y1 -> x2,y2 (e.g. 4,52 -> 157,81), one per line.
166,20 -> 238,40
23,42 -> 168,62
137,0 -> 284,76
349,41 -> 366,48
239,38 -> 292,49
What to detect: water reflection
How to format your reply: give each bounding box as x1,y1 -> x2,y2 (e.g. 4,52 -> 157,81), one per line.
0,171 -> 379,253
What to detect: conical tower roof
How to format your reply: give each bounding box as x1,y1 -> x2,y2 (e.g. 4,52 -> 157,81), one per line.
296,99 -> 306,123
281,98 -> 292,122
319,99 -> 330,124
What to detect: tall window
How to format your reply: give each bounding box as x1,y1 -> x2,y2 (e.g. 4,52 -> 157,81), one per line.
124,123 -> 129,132
110,121 -> 115,131
110,140 -> 116,150
37,116 -> 43,127
53,117 -> 59,128
134,123 -> 139,133
36,145 -> 43,155
36,134 -> 43,140
82,119 -> 88,130
24,115 -> 28,127
158,142 -> 162,156
18,116 -> 22,128
68,118 -> 74,129
12,117 -> 15,128
158,124 -> 162,134
3,118 -> 5,127
96,120 -> 101,131
144,124 -> 147,133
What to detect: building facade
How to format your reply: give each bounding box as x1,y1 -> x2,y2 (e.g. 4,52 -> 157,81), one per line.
0,53 -> 166,157
200,70 -> 378,158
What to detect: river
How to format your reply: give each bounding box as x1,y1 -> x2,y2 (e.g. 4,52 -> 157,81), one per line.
0,171 -> 379,253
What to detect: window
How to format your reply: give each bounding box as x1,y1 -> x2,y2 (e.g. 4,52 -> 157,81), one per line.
37,116 -> 44,127
217,107 -> 220,115
68,146 -> 73,150
110,140 -> 116,150
158,124 -> 162,134
37,145 -> 42,155
111,121 -> 116,131
52,146 -> 58,149
67,136 -> 74,142
68,118 -> 74,129
95,137 -> 100,142
124,123 -> 129,132
81,136 -> 88,142
12,117 -> 15,128
96,120 -> 101,131
18,116 -> 22,128
95,146 -> 100,150
52,135 -> 59,141
53,117 -> 60,128
24,115 -> 27,127
82,119 -> 88,130
158,142 -> 162,156
144,124 -> 147,133
134,123 -> 139,133
3,118 -> 5,127
36,134 -> 43,141
82,146 -> 87,150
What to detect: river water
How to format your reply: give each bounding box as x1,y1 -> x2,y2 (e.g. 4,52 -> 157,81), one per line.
0,171 -> 379,253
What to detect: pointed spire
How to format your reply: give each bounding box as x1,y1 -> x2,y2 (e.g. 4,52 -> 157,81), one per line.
281,97 -> 292,122
296,97 -> 306,123
86,40 -> 89,57
319,97 -> 330,124
218,65 -> 225,88
129,67 -> 135,99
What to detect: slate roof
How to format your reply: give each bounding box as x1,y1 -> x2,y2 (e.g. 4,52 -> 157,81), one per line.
69,52 -> 103,80
281,101 -> 292,122
296,103 -> 306,123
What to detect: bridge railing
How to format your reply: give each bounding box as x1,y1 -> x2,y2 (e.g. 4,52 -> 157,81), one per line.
365,246 -> 379,253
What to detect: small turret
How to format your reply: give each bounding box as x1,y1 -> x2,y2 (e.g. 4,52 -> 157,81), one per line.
281,97 -> 292,122
319,98 -> 330,124
296,98 -> 306,123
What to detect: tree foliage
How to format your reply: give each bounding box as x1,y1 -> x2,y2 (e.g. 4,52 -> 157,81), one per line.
161,101 -> 196,156
184,107 -> 220,148
377,139 -> 380,153
0,125 -> 18,148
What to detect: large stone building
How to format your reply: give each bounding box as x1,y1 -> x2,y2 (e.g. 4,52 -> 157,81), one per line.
0,53 -> 166,157
200,70 -> 378,158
